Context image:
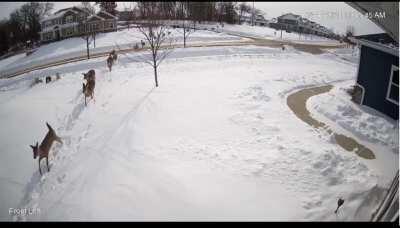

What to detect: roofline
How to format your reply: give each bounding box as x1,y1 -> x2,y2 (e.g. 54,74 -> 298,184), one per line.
87,14 -> 105,21
350,37 -> 399,57
40,8 -> 81,23
98,10 -> 117,19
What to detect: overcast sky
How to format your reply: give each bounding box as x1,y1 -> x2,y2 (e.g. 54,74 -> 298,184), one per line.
0,1 -> 383,35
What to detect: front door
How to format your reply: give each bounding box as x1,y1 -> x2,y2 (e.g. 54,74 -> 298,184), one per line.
54,27 -> 60,41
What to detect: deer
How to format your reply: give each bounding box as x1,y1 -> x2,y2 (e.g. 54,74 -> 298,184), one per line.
110,49 -> 118,63
30,122 -> 62,175
82,69 -> 96,106
107,54 -> 113,72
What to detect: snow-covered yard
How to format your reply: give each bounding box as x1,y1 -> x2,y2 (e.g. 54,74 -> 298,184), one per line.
0,23 -> 342,79
0,27 -> 245,77
0,45 -> 397,221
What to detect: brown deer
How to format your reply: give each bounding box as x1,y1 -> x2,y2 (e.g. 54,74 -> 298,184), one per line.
30,122 -> 62,175
110,49 -> 117,63
82,69 -> 96,106
107,54 -> 113,72
112,52 -> 117,63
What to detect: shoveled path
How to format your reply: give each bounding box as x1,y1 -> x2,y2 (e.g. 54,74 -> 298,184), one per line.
287,85 -> 375,160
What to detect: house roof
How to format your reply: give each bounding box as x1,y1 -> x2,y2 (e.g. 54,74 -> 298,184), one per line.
350,37 -> 399,57
42,6 -> 91,23
40,11 -> 66,22
87,14 -> 105,21
41,8 -> 81,23
355,33 -> 397,45
278,13 -> 301,20
97,10 -> 117,19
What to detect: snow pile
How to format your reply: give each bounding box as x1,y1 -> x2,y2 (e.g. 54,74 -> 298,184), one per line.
308,83 -> 398,154
323,46 -> 360,64
0,46 -> 395,221
307,82 -> 399,179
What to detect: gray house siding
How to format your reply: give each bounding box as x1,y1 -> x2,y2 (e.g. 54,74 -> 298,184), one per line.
357,45 -> 399,120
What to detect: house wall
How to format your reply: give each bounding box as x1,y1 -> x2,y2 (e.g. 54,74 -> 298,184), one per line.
357,45 -> 399,120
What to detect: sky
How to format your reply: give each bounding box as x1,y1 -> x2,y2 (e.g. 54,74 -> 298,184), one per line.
0,1 -> 384,35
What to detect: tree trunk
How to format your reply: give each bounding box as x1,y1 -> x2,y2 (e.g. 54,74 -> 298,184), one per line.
86,36 -> 90,59
153,65 -> 158,87
183,29 -> 186,48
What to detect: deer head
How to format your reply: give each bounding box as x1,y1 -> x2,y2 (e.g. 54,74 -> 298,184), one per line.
30,142 -> 39,159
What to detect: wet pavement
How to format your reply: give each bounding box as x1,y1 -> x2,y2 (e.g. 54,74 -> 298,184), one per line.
287,85 -> 375,159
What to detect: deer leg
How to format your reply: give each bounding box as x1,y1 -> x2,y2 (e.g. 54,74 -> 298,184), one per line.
47,157 -> 50,172
39,158 -> 42,176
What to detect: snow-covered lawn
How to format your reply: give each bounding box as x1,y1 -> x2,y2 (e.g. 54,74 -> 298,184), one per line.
0,53 -> 26,69
0,23 -> 342,79
0,28 -> 244,77
0,45 -> 396,221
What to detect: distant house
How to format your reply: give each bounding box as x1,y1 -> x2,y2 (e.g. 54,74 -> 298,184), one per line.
39,6 -> 117,43
239,12 -> 268,26
350,34 -> 399,120
269,13 -> 334,38
117,10 -> 136,22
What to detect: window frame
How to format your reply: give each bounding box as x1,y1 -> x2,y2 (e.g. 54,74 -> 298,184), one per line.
66,15 -> 73,24
386,65 -> 399,105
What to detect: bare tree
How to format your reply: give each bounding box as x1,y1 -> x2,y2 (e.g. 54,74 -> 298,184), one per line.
80,2 -> 97,49
237,3 -> 251,24
177,20 -> 196,48
137,22 -> 173,87
116,21 -> 174,87
81,2 -> 95,14
77,14 -> 93,59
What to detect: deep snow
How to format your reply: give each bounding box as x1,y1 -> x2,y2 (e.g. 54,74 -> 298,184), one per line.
0,44 -> 396,221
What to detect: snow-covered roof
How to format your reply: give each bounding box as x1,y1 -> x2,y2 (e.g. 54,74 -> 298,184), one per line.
40,12 -> 64,23
87,14 -> 105,21
279,13 -> 301,20
97,10 -> 117,19
40,8 -> 79,23
350,37 -> 399,56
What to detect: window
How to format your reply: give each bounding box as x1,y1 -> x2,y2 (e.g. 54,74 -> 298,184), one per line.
386,65 -> 399,105
66,15 -> 73,24
65,27 -> 73,36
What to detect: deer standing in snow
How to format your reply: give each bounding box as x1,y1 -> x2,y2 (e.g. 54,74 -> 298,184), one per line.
110,49 -> 118,63
107,54 -> 113,72
30,122 -> 62,175
82,69 -> 96,106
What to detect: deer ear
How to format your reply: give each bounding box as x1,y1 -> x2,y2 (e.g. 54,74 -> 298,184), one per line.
36,142 -> 39,147
30,145 -> 34,149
